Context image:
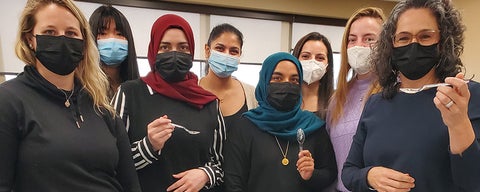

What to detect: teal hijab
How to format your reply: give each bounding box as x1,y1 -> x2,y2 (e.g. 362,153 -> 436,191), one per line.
243,52 -> 324,141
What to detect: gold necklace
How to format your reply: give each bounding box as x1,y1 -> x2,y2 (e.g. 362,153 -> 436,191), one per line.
274,136 -> 289,166
59,85 -> 74,108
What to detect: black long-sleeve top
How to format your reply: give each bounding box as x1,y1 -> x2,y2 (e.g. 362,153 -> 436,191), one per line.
0,66 -> 141,192
342,81 -> 480,192
112,79 -> 226,192
224,116 -> 337,192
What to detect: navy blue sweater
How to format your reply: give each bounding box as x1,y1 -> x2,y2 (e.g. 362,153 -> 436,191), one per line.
342,81 -> 480,191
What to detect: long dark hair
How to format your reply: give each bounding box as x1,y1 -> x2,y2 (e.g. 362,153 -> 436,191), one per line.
372,0 -> 465,99
292,32 -> 334,119
89,5 -> 139,82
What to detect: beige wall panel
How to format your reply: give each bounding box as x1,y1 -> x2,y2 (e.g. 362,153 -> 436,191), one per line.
165,0 -> 396,19
455,0 -> 480,78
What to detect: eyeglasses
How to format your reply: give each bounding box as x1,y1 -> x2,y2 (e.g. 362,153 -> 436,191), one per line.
393,30 -> 440,47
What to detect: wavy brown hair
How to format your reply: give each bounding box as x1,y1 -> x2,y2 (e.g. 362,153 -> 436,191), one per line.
372,0 -> 465,99
329,7 -> 385,125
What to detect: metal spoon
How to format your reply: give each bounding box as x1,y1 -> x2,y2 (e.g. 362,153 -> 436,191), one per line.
171,123 -> 200,135
399,83 -> 451,94
297,128 -> 305,151
399,80 -> 470,94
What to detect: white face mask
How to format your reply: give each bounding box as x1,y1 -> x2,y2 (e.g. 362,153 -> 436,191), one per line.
300,59 -> 328,85
347,46 -> 372,75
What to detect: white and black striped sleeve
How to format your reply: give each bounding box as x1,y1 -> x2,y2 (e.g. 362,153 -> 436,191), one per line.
112,85 -> 159,170
199,100 -> 226,189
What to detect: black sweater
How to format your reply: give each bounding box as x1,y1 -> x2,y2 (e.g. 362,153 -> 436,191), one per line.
224,116 -> 337,192
112,79 -> 226,192
0,66 -> 141,192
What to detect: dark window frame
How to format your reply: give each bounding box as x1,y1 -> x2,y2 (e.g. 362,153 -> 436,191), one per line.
76,0 -> 347,26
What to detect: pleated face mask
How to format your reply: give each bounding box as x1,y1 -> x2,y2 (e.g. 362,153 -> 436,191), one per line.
208,50 -> 240,78
300,59 -> 327,84
97,38 -> 128,66
35,35 -> 84,75
348,46 -> 372,75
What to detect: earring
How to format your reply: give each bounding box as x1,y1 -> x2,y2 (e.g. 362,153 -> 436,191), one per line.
29,44 -> 33,49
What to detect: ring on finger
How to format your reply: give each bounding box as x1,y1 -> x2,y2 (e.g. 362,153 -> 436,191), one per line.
445,100 -> 454,108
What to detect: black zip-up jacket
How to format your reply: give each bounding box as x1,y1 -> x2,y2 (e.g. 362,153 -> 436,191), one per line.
0,66 -> 141,192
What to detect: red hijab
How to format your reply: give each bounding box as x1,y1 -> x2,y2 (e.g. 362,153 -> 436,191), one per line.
141,14 -> 216,109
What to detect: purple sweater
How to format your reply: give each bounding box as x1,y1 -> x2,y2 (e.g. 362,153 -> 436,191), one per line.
326,76 -> 373,192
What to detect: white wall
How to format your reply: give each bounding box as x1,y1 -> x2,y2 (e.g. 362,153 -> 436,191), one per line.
0,0 -> 202,73
209,15 -> 283,63
76,2 -> 202,60
0,1 -> 345,88
292,23 -> 344,53
0,0 -> 28,73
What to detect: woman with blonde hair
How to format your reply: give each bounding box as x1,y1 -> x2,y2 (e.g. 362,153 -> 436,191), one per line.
326,7 -> 385,192
0,0 -> 140,191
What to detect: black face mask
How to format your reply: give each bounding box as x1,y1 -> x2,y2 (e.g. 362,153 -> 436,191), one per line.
155,51 -> 193,82
391,43 -> 440,80
267,82 -> 301,112
35,35 -> 84,76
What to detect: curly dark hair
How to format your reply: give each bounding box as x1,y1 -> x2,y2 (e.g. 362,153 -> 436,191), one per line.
371,0 -> 465,99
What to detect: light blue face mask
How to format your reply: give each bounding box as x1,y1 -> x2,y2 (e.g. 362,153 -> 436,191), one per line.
208,50 -> 240,78
97,38 -> 128,66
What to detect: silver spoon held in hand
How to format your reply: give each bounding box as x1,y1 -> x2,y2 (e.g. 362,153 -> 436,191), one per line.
297,128 -> 305,151
171,123 -> 200,135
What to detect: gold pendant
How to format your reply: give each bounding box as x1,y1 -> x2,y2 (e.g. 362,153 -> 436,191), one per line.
65,100 -> 70,107
282,157 -> 289,166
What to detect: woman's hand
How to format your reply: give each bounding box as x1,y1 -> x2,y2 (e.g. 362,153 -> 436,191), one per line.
296,150 -> 314,180
166,169 -> 209,192
147,115 -> 174,151
434,73 -> 475,154
367,166 -> 415,191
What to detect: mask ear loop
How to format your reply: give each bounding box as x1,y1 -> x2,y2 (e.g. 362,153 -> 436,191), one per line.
434,43 -> 441,69
435,39 -> 446,69
394,70 -> 401,86
389,58 -> 401,86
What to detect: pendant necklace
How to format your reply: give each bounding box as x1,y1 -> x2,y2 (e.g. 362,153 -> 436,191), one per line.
59,85 -> 74,108
274,136 -> 289,166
